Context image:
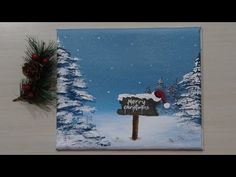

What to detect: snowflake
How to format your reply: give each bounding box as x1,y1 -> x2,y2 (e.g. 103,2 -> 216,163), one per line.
107,91 -> 110,94
97,36 -> 101,40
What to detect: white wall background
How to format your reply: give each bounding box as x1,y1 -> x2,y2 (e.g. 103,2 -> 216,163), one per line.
0,22 -> 235,154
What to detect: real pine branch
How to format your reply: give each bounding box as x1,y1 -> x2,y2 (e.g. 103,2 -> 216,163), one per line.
14,36 -> 57,110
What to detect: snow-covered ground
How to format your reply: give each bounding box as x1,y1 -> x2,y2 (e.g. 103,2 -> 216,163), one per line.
92,114 -> 202,150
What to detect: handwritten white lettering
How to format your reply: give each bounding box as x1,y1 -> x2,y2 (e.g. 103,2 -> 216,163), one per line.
124,99 -> 149,112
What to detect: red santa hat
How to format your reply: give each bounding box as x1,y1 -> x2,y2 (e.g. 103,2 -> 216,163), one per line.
154,89 -> 170,109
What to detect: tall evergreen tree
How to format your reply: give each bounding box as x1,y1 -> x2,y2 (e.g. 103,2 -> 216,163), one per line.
175,54 -> 201,124
56,45 -> 110,149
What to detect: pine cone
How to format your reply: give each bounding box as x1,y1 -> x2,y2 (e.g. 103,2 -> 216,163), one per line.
22,61 -> 42,80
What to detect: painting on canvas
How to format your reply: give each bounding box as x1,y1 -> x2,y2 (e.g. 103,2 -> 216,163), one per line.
56,27 -> 202,150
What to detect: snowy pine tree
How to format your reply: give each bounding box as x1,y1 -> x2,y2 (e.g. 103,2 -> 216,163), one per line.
175,54 -> 201,124
56,44 -> 111,149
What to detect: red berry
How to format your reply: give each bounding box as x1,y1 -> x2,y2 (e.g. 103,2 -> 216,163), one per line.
42,58 -> 49,63
22,84 -> 31,91
32,54 -> 40,60
27,92 -> 34,99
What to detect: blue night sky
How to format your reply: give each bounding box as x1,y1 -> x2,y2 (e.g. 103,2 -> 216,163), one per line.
57,28 -> 201,115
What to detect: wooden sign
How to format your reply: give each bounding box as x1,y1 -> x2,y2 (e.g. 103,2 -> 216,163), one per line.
117,93 -> 161,140
117,97 -> 159,116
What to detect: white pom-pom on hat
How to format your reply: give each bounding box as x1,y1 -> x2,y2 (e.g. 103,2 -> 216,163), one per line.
164,102 -> 170,109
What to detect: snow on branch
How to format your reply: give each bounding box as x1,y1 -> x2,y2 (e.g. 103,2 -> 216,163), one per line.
80,106 -> 96,113
72,78 -> 87,88
58,68 -> 68,76
73,90 -> 94,101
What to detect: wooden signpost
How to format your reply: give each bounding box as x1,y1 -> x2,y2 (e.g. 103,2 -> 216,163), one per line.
132,114 -> 139,140
117,93 -> 161,140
